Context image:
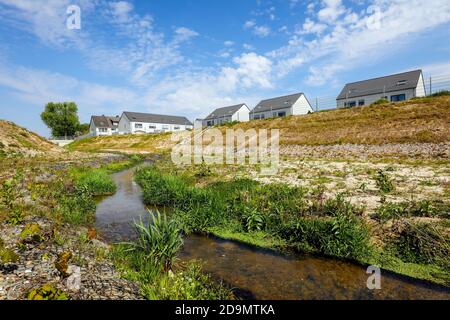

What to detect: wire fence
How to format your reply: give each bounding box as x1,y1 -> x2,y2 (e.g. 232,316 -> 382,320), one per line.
311,73 -> 450,112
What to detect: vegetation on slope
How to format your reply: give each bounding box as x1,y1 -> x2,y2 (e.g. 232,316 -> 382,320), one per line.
0,120 -> 62,158
68,96 -> 450,154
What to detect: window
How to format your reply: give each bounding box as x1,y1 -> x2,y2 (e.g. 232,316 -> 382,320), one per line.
277,111 -> 286,117
207,120 -> 213,126
149,125 -> 156,129
396,80 -> 407,86
135,123 -> 143,129
273,112 -> 277,117
253,115 -> 260,120
390,94 -> 406,102
162,125 -> 169,130
174,126 -> 180,130
260,114 -> 265,119
358,100 -> 365,106
348,101 -> 356,107
98,128 -> 108,132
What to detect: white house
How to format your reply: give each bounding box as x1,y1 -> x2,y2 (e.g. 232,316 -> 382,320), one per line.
89,115 -> 120,136
118,111 -> 193,134
336,69 -> 426,108
203,103 -> 250,127
250,93 -> 313,120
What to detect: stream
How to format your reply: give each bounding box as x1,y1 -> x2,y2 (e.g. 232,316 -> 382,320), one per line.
95,166 -> 450,300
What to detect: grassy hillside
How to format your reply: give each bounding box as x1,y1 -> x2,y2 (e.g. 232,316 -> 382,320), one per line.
68,96 -> 450,153
0,120 -> 62,158
231,95 -> 450,145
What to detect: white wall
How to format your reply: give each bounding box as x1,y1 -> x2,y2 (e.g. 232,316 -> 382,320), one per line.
337,88 -> 416,108
250,94 -> 313,120
232,104 -> 250,122
90,120 -> 114,136
129,121 -> 192,134
415,73 -> 426,97
292,94 -> 313,115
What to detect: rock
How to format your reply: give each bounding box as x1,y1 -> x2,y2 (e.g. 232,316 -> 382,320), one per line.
66,265 -> 81,292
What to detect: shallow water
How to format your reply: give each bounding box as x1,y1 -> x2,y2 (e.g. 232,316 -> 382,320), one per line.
95,166 -> 450,300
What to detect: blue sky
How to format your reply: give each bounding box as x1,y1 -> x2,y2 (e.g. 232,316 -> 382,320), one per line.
1,0 -> 450,136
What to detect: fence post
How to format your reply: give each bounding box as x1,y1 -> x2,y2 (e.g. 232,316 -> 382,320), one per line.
429,76 -> 432,96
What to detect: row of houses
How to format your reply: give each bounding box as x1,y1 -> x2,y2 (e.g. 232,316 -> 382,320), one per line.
89,112 -> 193,136
90,69 -> 427,135
202,92 -> 313,127
202,69 -> 426,127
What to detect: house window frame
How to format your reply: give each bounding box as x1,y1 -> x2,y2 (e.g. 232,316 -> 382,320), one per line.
358,100 -> 365,106
134,123 -> 143,129
98,127 -> 108,133
390,94 -> 406,102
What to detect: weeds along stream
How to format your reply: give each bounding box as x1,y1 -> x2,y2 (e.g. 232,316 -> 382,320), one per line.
95,165 -> 450,300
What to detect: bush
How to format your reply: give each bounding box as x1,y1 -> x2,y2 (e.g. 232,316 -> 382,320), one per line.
278,199 -> 371,260
58,186 -> 96,225
393,222 -> 449,266
371,98 -> 389,105
429,90 -> 450,97
71,168 -> 116,195
374,200 -> 449,222
134,211 -> 183,271
28,284 -> 68,300
142,262 -> 231,300
374,169 -> 394,194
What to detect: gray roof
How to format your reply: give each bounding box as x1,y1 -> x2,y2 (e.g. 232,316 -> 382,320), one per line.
205,103 -> 247,120
123,112 -> 193,126
91,115 -> 120,128
251,93 -> 304,113
337,70 -> 423,100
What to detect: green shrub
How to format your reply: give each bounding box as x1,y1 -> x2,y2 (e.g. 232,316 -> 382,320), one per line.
374,169 -> 394,194
134,211 -> 183,271
111,245 -> 231,300
371,98 -> 389,105
28,284 -> 68,300
393,222 -> 449,266
278,203 -> 371,260
374,200 -> 449,222
71,168 -> 116,195
142,262 -> 231,300
58,186 -> 96,225
429,90 -> 450,97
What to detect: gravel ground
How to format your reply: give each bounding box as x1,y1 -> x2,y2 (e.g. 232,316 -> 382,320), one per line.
0,217 -> 142,300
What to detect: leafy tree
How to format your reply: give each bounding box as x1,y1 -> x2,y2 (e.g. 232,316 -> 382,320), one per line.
41,102 -> 81,138
76,123 -> 90,136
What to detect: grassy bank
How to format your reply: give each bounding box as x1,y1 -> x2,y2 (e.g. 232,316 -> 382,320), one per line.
135,165 -> 450,286
110,212 -> 232,300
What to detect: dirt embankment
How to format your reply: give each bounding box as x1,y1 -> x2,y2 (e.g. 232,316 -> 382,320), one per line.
0,120 -> 62,157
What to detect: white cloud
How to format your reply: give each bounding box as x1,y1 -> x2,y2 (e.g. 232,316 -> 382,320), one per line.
244,20 -> 256,29
224,40 -> 234,47
317,0 -> 346,22
253,25 -> 271,37
174,27 -> 199,42
110,1 -> 134,23
243,43 -> 255,50
270,0 -> 450,85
